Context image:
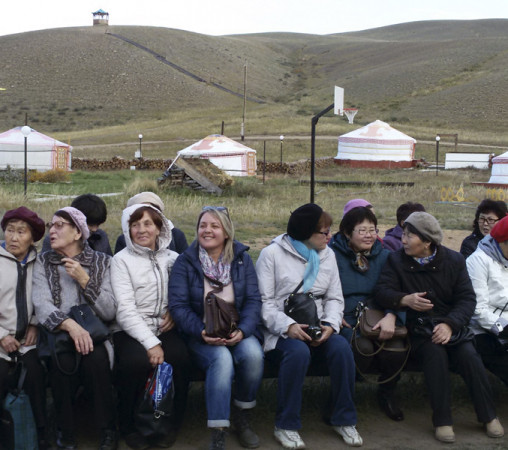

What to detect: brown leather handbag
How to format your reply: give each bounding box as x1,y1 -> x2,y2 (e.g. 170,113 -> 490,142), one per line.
204,277 -> 239,339
359,307 -> 407,339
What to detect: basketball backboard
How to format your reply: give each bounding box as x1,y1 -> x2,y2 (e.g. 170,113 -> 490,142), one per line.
334,86 -> 344,116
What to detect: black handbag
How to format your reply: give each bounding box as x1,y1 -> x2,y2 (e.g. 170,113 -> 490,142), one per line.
135,362 -> 175,438
410,316 -> 474,346
37,303 -> 110,375
284,280 -> 322,341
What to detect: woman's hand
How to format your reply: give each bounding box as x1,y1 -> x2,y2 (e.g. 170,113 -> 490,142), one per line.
372,312 -> 396,341
24,325 -> 38,346
60,318 -> 94,355
61,258 -> 90,289
201,329 -> 227,346
159,312 -> 175,333
225,329 -> 244,346
432,322 -> 452,345
310,325 -> 334,347
287,323 -> 312,342
342,318 -> 352,329
147,344 -> 164,367
400,292 -> 434,312
0,335 -> 21,354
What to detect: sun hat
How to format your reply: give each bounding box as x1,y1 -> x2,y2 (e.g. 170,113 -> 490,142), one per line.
1,206 -> 45,242
287,203 -> 323,241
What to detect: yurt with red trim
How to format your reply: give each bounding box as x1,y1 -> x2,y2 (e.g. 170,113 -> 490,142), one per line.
335,120 -> 417,168
487,151 -> 508,186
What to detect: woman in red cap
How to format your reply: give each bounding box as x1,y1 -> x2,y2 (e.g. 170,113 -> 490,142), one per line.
466,214 -> 508,386
0,206 -> 49,448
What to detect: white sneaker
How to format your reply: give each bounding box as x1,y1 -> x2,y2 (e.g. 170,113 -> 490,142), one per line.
274,427 -> 306,449
333,425 -> 363,447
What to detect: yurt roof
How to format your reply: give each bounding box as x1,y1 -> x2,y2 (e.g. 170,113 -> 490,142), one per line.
178,134 -> 256,157
339,120 -> 416,145
0,127 -> 71,151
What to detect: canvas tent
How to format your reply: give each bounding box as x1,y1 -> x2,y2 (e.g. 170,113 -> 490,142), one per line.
487,151 -> 508,185
335,120 -> 416,168
0,127 -> 72,171
176,134 -> 256,176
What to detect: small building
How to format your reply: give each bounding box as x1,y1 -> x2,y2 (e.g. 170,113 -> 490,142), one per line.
0,127 -> 72,172
487,151 -> 508,186
92,9 -> 109,26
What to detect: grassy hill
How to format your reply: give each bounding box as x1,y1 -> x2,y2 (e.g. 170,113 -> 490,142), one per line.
1,19 -> 508,146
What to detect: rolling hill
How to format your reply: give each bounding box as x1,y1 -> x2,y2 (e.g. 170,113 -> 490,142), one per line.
1,19 -> 507,140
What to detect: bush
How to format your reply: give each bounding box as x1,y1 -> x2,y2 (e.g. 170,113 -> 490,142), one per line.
29,169 -> 71,183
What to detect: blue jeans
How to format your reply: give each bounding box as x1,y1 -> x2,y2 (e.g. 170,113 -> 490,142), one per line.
188,335 -> 264,428
267,334 -> 357,430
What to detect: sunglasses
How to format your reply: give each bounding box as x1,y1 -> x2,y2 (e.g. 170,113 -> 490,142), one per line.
202,206 -> 229,216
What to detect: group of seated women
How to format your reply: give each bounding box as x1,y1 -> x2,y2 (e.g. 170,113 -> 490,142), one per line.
1,194 -> 508,450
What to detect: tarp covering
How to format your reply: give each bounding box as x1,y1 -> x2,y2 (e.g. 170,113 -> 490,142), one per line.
177,134 -> 256,176
336,120 -> 416,162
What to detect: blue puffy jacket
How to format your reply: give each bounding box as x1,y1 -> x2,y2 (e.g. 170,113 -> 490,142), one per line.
168,240 -> 262,341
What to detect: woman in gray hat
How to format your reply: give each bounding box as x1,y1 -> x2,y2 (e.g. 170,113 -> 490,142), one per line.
375,212 -> 503,444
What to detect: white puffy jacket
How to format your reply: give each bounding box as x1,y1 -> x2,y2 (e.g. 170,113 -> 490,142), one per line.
111,204 -> 178,350
256,234 -> 344,352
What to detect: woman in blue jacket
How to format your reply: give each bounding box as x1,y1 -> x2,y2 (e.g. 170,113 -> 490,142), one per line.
330,207 -> 407,422
169,206 -> 263,450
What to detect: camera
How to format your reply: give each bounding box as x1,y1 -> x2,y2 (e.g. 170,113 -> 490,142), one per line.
307,325 -> 322,341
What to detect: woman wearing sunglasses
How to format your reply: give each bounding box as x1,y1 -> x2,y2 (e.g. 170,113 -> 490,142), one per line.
460,199 -> 507,259
169,206 -> 263,450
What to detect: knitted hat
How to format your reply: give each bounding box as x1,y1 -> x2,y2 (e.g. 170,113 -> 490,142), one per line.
343,199 -> 372,217
287,203 -> 323,241
1,206 -> 45,242
490,215 -> 508,243
57,207 -> 90,241
127,192 -> 164,212
404,212 -> 443,245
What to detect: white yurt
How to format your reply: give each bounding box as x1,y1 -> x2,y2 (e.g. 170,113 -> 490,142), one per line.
487,151 -> 508,185
0,127 -> 72,171
177,134 -> 256,176
335,120 -> 416,168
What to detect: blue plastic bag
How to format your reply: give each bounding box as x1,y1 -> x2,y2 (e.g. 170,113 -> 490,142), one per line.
149,362 -> 173,410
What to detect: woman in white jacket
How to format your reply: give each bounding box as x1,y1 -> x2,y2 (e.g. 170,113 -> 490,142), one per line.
256,203 -> 362,449
111,204 -> 191,449
466,214 -> 508,386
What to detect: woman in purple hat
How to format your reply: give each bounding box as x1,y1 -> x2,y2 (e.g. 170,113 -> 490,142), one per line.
0,206 -> 48,448
32,207 -> 117,450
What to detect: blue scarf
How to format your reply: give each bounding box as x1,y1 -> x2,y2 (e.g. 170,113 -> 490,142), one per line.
289,237 -> 320,293
478,235 -> 508,268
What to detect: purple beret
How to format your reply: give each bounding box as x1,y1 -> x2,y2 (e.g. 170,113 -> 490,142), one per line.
1,206 -> 45,242
343,199 -> 372,217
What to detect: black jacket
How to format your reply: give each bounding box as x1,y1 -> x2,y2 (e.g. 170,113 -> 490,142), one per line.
460,233 -> 481,259
374,246 -> 476,333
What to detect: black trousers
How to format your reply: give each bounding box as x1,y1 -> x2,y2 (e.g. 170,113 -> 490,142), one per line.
47,342 -> 115,434
113,329 -> 191,435
412,336 -> 496,427
0,349 -> 46,430
474,333 -> 508,387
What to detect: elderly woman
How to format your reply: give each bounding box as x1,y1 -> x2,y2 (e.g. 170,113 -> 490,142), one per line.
330,207 -> 407,422
32,207 -> 117,450
0,207 -> 48,448
257,203 -> 362,449
466,215 -> 508,386
460,199 -> 507,259
169,206 -> 263,450
111,204 -> 191,449
375,212 -> 503,443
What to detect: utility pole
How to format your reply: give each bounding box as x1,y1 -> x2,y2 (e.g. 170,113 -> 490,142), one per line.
241,61 -> 247,141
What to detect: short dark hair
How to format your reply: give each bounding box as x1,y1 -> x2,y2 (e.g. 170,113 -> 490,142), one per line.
128,206 -> 163,231
396,202 -> 426,226
71,194 -> 107,226
339,207 -> 377,236
473,199 -> 508,235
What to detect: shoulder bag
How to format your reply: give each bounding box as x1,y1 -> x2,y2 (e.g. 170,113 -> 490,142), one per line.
410,316 -> 474,346
204,276 -> 239,339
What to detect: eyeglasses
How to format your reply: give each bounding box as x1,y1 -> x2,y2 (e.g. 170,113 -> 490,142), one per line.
316,229 -> 331,236
46,220 -> 72,231
353,228 -> 377,236
478,216 -> 499,225
202,206 -> 229,216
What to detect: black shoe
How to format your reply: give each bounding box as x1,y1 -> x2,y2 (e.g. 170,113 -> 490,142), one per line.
151,430 -> 177,448
100,429 -> 118,450
124,432 -> 150,450
56,430 -> 77,449
378,391 -> 404,421
231,407 -> 259,449
209,428 -> 227,450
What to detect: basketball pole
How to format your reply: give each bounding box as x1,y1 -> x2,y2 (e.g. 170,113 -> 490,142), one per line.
310,103 -> 334,203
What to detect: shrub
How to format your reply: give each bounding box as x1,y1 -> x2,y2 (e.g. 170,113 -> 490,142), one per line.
29,169 -> 71,183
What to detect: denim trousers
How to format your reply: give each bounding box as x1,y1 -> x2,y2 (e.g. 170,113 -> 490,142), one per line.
188,335 -> 264,428
267,334 -> 357,430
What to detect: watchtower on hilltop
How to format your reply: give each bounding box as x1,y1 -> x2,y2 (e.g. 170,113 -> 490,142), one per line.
92,9 -> 109,26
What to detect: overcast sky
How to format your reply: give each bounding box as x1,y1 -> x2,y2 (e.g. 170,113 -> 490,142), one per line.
1,0 -> 507,37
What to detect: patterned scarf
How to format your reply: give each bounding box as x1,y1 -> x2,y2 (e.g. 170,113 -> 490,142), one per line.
352,250 -> 370,273
289,237 -> 320,293
40,241 -> 110,307
198,245 -> 231,287
413,248 -> 437,266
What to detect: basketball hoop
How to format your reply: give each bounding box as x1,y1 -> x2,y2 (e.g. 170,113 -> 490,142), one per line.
343,108 -> 358,124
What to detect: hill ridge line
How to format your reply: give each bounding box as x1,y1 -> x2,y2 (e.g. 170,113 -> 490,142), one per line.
107,31 -> 265,104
